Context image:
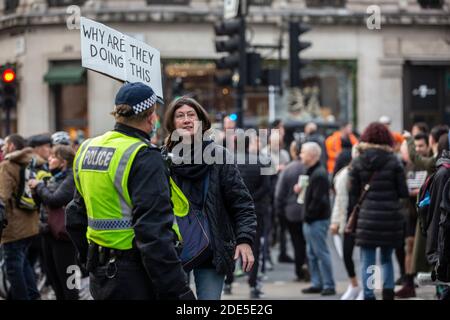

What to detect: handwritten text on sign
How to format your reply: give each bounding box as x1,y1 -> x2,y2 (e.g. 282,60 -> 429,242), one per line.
80,17 -> 163,100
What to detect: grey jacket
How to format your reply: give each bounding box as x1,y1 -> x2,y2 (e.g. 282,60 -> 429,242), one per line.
275,160 -> 305,223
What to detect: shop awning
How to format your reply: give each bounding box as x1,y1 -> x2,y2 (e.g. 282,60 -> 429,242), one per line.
44,66 -> 86,85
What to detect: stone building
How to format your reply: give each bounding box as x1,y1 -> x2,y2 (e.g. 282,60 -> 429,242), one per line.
0,0 -> 449,138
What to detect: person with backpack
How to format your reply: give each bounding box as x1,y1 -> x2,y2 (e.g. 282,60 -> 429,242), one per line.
403,125 -> 449,289
163,96 -> 256,300
28,144 -> 79,300
420,133 -> 450,299
422,135 -> 450,268
0,134 -> 43,300
436,174 -> 450,287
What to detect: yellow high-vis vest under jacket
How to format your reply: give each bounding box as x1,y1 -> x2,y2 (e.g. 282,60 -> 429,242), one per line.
73,130 -> 189,250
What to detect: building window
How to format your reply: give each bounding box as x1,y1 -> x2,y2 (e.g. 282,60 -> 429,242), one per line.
0,107 -> 17,137
164,61 -> 233,121
305,0 -> 346,8
47,0 -> 85,7
278,60 -> 356,125
418,0 -> 443,9
54,84 -> 89,139
44,61 -> 88,140
403,63 -> 450,129
249,0 -> 273,5
146,0 -> 190,5
4,0 -> 19,14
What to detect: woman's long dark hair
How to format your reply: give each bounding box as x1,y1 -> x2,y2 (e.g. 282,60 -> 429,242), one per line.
163,96 -> 211,151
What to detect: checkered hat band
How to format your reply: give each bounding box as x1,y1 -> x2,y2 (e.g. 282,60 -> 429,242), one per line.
132,93 -> 157,115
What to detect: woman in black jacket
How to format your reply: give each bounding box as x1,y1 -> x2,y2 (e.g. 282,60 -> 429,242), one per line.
349,122 -> 408,300
163,97 -> 256,300
29,144 -> 78,300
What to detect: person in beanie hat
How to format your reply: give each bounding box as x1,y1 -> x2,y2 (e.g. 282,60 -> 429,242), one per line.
66,82 -> 195,300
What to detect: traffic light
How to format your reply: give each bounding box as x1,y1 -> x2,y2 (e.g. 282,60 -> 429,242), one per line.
214,18 -> 246,87
0,64 -> 17,109
289,22 -> 311,88
246,52 -> 262,86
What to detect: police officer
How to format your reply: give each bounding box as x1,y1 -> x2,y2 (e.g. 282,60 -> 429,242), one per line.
66,82 -> 195,300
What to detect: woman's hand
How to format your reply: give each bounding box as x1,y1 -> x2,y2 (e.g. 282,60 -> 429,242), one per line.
234,243 -> 254,272
293,184 -> 301,194
28,179 -> 41,189
329,223 -> 339,235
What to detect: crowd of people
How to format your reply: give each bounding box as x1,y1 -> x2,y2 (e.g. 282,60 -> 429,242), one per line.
0,81 -> 449,301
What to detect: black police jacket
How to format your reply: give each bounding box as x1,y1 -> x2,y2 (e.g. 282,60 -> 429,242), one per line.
65,123 -> 192,299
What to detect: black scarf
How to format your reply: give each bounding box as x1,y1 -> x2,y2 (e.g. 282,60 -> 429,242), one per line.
170,140 -> 213,208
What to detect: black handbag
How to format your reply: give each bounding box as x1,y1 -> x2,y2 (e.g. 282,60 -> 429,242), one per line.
177,171 -> 212,272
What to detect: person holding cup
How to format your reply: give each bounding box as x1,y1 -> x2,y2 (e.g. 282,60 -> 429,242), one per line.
294,142 -> 335,296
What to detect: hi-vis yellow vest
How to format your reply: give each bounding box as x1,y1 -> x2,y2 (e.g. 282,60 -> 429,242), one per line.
73,131 -> 147,250
73,130 -> 190,250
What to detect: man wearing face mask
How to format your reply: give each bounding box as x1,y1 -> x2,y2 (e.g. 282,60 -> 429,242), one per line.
66,82 -> 195,300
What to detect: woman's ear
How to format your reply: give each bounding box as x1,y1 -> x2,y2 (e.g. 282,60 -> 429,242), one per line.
61,159 -> 68,169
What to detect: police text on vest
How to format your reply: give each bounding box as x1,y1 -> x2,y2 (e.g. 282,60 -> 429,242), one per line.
82,147 -> 115,171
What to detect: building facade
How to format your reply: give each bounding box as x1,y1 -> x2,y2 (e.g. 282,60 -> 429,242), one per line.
0,0 -> 449,138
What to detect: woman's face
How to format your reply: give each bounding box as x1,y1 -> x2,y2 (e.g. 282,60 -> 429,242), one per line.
48,152 -> 65,171
174,105 -> 200,138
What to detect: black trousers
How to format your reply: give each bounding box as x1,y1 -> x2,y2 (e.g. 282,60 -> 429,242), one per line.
343,233 -> 356,278
41,233 -> 79,300
248,213 -> 264,288
278,215 -> 289,257
286,221 -> 306,279
90,258 -> 156,300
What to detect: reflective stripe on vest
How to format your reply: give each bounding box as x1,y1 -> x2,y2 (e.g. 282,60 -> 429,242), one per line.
87,217 -> 133,230
111,141 -> 144,224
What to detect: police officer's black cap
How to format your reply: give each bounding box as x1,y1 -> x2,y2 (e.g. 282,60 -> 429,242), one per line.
28,134 -> 52,147
115,82 -> 161,116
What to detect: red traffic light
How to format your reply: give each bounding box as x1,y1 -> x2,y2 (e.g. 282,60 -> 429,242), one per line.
2,68 -> 16,83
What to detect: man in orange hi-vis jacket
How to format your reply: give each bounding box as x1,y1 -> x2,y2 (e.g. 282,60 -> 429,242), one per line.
325,122 -> 358,174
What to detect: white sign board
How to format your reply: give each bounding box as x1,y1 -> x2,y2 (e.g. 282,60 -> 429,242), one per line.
80,17 -> 163,101
224,0 -> 239,19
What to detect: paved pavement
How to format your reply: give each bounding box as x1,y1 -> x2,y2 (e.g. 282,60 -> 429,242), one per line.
219,234 -> 437,300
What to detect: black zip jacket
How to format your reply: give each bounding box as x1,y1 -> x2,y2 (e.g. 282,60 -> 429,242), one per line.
166,142 -> 256,276
437,177 -> 450,281
426,154 -> 450,265
34,169 -> 75,209
304,162 -> 331,223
